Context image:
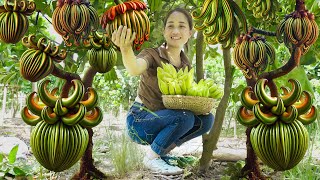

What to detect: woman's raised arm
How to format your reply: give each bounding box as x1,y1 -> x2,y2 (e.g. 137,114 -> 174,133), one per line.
111,25 -> 148,76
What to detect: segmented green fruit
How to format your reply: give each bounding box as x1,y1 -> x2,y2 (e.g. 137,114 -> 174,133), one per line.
246,0 -> 279,20
20,34 -> 67,82
20,49 -> 54,82
30,120 -> 89,172
250,120 -> 309,170
192,0 -> 248,49
88,47 -> 117,73
0,0 -> 36,43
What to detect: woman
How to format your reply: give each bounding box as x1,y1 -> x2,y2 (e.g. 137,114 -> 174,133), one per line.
111,8 -> 214,175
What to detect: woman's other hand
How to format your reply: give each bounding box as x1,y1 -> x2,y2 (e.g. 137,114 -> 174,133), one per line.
111,25 -> 136,51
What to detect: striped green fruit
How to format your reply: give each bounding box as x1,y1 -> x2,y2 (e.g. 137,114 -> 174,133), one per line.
88,47 -> 117,73
250,120 -> 309,171
30,120 -> 89,172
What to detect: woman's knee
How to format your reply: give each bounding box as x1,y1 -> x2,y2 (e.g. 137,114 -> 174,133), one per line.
172,110 -> 195,129
201,113 -> 214,132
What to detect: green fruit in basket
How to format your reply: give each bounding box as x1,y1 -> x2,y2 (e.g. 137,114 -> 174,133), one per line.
168,82 -> 176,95
186,68 -> 194,89
174,81 -> 182,95
177,68 -> 184,77
180,80 -> 187,95
158,79 -> 169,95
204,78 -> 215,87
186,87 -> 196,96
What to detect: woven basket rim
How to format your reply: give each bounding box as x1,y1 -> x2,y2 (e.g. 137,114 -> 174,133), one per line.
162,95 -> 214,101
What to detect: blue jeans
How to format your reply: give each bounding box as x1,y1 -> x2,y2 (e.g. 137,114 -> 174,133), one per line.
126,102 -> 214,156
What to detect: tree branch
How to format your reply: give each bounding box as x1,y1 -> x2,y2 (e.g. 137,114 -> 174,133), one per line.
258,46 -> 302,80
82,67 -> 98,93
249,27 -> 276,37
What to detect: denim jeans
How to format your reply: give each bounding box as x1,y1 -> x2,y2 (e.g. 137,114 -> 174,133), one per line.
126,102 -> 214,156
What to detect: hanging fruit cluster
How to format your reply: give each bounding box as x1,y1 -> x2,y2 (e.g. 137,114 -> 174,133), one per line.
52,0 -> 99,46
100,0 -> 150,51
83,31 -> 117,73
0,0 -> 36,43
191,0 -> 248,48
21,79 -> 102,171
19,34 -> 67,82
237,78 -> 317,170
246,0 -> 279,20
276,8 -> 319,55
157,63 -> 223,99
233,34 -> 275,79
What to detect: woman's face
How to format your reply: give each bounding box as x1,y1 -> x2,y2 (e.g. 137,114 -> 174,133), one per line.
164,12 -> 192,49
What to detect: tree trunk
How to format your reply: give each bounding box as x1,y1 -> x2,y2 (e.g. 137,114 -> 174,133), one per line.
199,47 -> 234,171
195,32 -> 204,81
1,85 -> 7,125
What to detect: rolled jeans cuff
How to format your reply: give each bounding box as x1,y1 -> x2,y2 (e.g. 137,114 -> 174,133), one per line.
151,142 -> 169,156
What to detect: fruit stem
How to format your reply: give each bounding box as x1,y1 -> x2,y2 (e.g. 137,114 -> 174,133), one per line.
295,0 -> 306,11
259,46 -> 301,81
82,67 -> 98,99
51,64 -> 81,98
248,27 -> 276,37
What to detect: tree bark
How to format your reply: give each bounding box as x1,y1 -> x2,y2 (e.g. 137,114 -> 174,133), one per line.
73,67 -> 109,179
199,47 -> 233,171
195,32 -> 204,82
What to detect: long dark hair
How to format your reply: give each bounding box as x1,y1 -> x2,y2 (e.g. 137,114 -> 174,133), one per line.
163,8 -> 193,30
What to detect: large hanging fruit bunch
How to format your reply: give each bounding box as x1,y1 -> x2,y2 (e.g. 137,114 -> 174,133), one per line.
0,0 -> 36,43
237,78 -> 317,170
19,34 -> 67,82
233,34 -> 275,79
100,0 -> 150,51
276,5 -> 319,55
157,63 -> 223,99
191,0 -> 248,48
246,0 -> 279,20
83,31 -> 117,73
21,79 -> 102,171
52,0 -> 99,46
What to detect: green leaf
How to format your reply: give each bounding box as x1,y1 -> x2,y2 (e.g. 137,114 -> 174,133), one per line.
8,145 -> 19,164
0,153 -> 3,163
274,66 -> 314,97
300,50 -> 317,65
13,167 -> 26,176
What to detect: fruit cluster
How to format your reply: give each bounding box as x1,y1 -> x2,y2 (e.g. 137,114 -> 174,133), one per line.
100,0 -> 150,51
157,62 -> 223,99
0,0 -> 36,43
83,31 -> 117,73
21,80 -> 102,172
233,34 -> 275,79
19,34 -> 67,82
276,9 -> 319,55
52,0 -> 99,46
191,0 -> 248,49
237,78 -> 317,170
246,0 -> 279,20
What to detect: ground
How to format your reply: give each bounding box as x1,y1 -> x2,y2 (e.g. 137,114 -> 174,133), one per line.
0,114 -> 318,179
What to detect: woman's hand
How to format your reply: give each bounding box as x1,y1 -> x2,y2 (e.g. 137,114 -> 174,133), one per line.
111,25 -> 136,51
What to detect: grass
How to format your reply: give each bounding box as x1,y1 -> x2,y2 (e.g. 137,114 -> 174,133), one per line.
92,127 -> 144,178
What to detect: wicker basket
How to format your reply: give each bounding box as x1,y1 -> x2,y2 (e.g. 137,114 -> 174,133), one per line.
162,95 -> 215,115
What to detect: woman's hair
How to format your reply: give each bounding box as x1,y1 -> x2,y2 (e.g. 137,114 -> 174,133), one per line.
163,8 -> 193,30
